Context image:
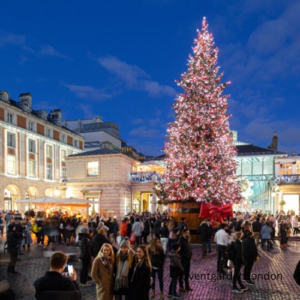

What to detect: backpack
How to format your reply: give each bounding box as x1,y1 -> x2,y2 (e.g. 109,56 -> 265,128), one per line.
227,242 -> 235,261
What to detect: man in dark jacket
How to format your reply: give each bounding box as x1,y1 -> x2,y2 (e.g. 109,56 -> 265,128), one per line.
243,231 -> 257,285
78,227 -> 92,286
232,232 -> 247,294
178,229 -> 193,292
252,217 -> 262,247
7,224 -> 20,275
143,217 -> 150,244
34,251 -> 80,300
199,220 -> 209,258
154,216 -> 162,239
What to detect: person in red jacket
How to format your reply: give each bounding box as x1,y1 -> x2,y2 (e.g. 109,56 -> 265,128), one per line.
120,218 -> 128,243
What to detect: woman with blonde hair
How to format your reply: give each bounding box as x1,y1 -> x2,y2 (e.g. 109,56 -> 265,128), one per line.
91,243 -> 115,300
129,245 -> 152,300
114,237 -> 134,300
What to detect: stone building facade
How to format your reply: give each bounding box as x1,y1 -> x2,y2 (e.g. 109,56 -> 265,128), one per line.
65,149 -> 134,218
0,90 -> 84,212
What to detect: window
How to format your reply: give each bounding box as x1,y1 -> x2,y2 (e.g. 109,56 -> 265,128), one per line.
46,164 -> 53,180
61,134 -> 65,143
61,167 -> 67,178
7,133 -> 16,148
46,145 -> 53,158
7,113 -> 13,124
74,140 -> 78,148
87,161 -> 99,177
46,128 -> 51,138
7,155 -> 16,175
28,121 -> 35,132
28,139 -> 36,153
28,159 -> 36,177
61,149 -> 67,161
280,163 -> 292,175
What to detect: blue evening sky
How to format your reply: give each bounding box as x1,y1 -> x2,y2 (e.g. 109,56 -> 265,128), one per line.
1,0 -> 299,156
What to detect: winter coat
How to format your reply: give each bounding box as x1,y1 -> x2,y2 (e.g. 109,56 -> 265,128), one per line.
128,260 -> 151,300
153,220 -> 162,235
7,231 -> 19,249
132,222 -> 144,237
169,250 -> 184,278
233,239 -> 244,266
23,227 -> 33,245
252,221 -> 262,233
199,223 -> 209,242
148,246 -> 165,268
159,226 -> 169,238
120,222 -> 128,236
91,234 -> 112,257
261,225 -> 272,239
294,260 -> 300,286
78,233 -> 92,259
91,257 -> 114,300
243,237 -> 258,261
143,219 -> 150,235
179,236 -> 192,260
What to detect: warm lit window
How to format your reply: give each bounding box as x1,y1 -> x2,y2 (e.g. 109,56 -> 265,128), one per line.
28,121 -> 35,131
87,161 -> 99,177
61,149 -> 67,161
28,139 -> 36,153
280,163 -> 292,175
7,155 -> 16,175
7,133 -> 16,148
7,113 -> 13,124
46,145 -> 53,158
28,159 -> 36,177
46,164 -> 53,180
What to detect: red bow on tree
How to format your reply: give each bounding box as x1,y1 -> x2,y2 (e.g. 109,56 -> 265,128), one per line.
200,202 -> 233,223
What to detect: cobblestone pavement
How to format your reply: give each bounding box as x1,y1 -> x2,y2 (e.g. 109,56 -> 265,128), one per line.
1,235 -> 300,300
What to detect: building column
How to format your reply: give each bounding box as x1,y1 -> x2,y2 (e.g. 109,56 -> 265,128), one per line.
140,192 -> 143,212
152,193 -> 157,214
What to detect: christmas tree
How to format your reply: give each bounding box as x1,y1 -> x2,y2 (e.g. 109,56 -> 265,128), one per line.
157,18 -> 242,206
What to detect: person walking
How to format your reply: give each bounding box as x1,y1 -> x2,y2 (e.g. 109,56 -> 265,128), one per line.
154,216 -> 162,239
261,222 -> 273,250
120,219 -> 128,243
159,221 -> 169,254
129,245 -> 152,300
131,218 -> 144,246
7,224 -> 20,275
91,243 -> 115,300
252,218 -> 262,247
243,231 -> 258,285
214,223 -> 229,274
168,243 -> 184,299
143,217 -> 150,244
232,232 -> 248,294
178,229 -> 193,292
78,227 -> 92,287
199,220 -> 209,258
114,237 -> 134,300
148,238 -> 165,299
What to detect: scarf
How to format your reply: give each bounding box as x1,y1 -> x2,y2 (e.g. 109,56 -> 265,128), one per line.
115,253 -> 130,291
100,254 -> 112,271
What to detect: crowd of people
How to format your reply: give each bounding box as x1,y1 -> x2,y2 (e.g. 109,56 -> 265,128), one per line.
1,209 -> 300,299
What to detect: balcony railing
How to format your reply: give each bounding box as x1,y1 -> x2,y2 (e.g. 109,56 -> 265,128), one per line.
130,171 -> 162,183
274,175 -> 300,184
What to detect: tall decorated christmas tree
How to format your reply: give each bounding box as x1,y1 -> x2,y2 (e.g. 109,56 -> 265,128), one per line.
157,18 -> 242,206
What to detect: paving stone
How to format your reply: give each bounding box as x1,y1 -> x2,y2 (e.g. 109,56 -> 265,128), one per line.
1,237 -> 300,300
